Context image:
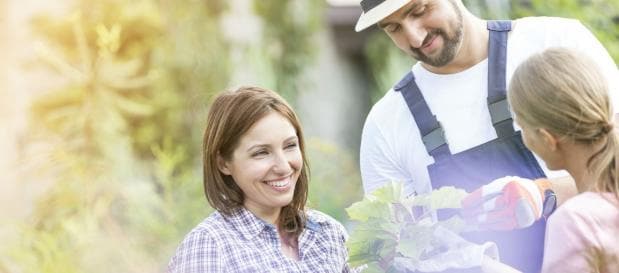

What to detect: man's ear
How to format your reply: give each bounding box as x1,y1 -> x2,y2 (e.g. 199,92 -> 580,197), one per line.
217,154 -> 231,175
538,128 -> 558,151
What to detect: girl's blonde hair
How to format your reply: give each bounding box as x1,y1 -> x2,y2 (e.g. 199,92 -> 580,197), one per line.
508,47 -> 618,199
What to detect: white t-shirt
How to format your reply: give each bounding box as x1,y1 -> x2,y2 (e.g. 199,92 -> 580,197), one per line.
360,17 -> 619,196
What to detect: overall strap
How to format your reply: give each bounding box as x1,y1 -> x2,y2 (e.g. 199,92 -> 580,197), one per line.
395,72 -> 451,160
487,20 -> 514,138
394,20 -> 513,160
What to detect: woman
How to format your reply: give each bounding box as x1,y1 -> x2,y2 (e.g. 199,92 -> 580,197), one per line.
483,47 -> 619,272
168,86 -> 353,272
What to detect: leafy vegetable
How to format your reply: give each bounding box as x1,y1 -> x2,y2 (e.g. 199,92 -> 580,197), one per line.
345,182 -> 468,272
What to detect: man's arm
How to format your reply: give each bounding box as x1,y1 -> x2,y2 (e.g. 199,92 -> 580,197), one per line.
359,110 -> 413,195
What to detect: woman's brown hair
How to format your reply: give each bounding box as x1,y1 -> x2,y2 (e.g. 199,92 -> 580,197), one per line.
202,86 -> 309,236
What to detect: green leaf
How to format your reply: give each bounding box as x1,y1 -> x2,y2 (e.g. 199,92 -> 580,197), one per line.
346,183 -> 471,271
346,218 -> 401,268
345,197 -> 390,222
438,215 -> 471,234
372,181 -> 403,203
410,186 -> 467,210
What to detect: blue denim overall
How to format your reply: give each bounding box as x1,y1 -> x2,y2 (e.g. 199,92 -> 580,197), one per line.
394,21 -> 546,273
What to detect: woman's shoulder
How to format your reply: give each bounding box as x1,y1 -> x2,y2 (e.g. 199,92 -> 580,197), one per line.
168,212 -> 229,272
306,209 -> 348,236
306,209 -> 340,224
181,211 -> 230,241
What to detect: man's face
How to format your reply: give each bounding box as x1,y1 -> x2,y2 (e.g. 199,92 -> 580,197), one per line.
378,0 -> 463,67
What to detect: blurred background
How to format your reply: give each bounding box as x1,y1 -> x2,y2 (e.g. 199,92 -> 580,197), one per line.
0,0 -> 617,272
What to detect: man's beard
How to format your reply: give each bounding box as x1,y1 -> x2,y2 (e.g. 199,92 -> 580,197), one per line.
411,26 -> 463,67
410,1 -> 464,67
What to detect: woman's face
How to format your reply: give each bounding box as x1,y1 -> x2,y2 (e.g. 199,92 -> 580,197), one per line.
219,112 -> 302,215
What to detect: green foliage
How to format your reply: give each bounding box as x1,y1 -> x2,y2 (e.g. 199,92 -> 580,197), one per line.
510,0 -> 619,62
7,1 -> 225,272
463,0 -> 510,19
345,182 -> 469,272
306,138 -> 363,222
143,0 -> 231,161
363,32 -> 413,104
253,1 -> 325,102
4,1 -> 361,273
408,186 -> 469,209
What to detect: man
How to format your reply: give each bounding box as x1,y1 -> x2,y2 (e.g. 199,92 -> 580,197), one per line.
355,0 -> 619,272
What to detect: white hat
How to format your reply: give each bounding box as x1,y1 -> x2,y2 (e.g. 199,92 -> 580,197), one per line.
355,0 -> 411,32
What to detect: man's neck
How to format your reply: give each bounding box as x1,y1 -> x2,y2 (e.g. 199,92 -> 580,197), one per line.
422,16 -> 489,74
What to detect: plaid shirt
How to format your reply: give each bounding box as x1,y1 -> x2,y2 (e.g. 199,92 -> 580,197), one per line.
168,207 -> 355,273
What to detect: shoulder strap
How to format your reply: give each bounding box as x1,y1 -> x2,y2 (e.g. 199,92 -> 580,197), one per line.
487,20 -> 514,138
395,72 -> 451,160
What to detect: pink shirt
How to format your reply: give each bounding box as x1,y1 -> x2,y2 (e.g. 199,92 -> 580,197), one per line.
542,192 -> 619,273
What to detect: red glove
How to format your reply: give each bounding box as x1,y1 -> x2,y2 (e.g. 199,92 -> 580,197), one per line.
461,176 -> 552,230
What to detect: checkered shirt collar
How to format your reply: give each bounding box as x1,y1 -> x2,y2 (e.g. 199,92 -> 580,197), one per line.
223,207 -> 326,240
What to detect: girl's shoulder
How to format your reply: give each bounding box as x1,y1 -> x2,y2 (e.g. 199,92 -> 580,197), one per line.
561,192 -> 618,210
552,192 -> 619,225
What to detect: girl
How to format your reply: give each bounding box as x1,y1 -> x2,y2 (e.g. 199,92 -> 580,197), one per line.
484,47 -> 619,273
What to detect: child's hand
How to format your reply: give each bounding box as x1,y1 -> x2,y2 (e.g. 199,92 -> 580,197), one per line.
461,176 -> 551,230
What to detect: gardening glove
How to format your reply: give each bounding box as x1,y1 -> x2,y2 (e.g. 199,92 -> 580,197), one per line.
461,176 -> 551,230
393,226 -> 499,272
